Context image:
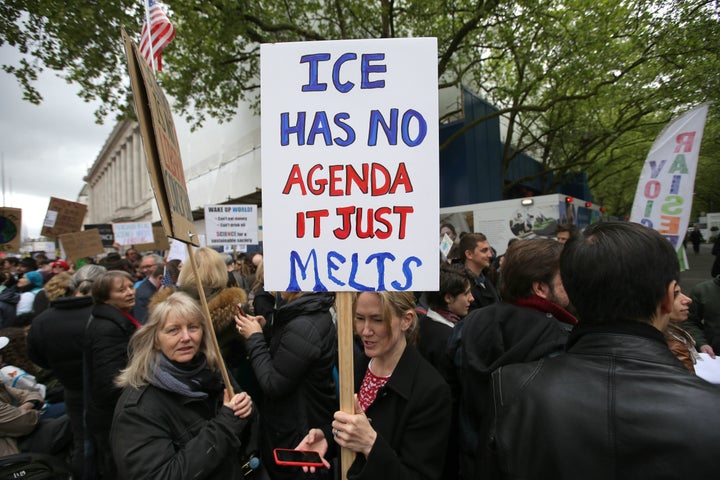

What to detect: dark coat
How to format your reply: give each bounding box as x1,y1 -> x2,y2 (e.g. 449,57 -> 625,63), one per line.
84,303 -> 138,434
245,292 -> 337,480
0,286 -> 19,328
416,309 -> 455,379
111,381 -> 255,479
132,278 -> 158,324
27,295 -> 94,391
468,275 -> 500,312
447,302 -> 569,479
491,322 -> 720,479
346,345 -> 451,480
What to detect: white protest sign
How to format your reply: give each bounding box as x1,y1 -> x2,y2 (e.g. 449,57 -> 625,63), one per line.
112,222 -> 154,246
261,38 -> 439,292
204,205 -> 258,248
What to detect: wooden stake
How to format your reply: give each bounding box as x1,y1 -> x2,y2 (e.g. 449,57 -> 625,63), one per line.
185,243 -> 234,397
336,292 -> 355,478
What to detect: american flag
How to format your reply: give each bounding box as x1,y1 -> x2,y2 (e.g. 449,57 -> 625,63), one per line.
139,0 -> 175,71
160,264 -> 174,288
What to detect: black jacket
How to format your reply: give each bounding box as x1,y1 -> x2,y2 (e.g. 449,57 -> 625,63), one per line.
27,295 -> 94,391
346,345 -> 452,480
132,278 -> 158,324
468,275 -> 500,312
447,302 -> 569,479
0,286 -> 19,328
490,322 -> 720,479
245,292 -> 337,480
85,303 -> 138,434
111,381 -> 256,479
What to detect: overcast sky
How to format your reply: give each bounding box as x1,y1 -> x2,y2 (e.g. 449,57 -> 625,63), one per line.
0,45 -> 114,240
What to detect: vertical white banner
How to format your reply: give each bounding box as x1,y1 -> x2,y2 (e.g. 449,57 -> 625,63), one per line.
261,38 -> 439,292
630,104 -> 709,250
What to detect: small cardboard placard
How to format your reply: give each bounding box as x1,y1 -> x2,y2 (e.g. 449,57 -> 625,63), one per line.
59,229 -> 105,264
41,197 -> 87,238
84,223 -> 115,247
134,225 -> 171,252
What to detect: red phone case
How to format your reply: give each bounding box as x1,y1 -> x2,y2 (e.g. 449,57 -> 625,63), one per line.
273,448 -> 325,468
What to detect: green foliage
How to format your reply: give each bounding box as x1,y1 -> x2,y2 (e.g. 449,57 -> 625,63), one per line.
2,0 -> 718,218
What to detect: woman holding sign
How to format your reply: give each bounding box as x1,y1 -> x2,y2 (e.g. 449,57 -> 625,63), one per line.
111,292 -> 257,479
297,291 -> 452,480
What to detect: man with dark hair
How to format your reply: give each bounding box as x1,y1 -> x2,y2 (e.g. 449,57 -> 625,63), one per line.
555,223 -> 576,244
456,232 -> 499,311
449,238 -> 576,479
489,222 -> 720,479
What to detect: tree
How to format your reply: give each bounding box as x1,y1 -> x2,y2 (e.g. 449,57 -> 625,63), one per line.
2,0 -> 718,217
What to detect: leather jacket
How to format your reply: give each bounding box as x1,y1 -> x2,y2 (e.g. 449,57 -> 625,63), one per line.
489,322 -> 720,479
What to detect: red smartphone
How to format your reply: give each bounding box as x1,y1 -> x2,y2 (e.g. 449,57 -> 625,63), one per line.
273,448 -> 325,468
237,304 -> 244,316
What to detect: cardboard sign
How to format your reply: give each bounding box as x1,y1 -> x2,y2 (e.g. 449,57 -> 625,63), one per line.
84,223 -> 115,247
261,38 -> 440,292
0,208 -> 22,254
59,229 -> 105,264
41,197 -> 87,238
121,28 -> 198,246
204,204 -> 258,248
134,225 -> 171,252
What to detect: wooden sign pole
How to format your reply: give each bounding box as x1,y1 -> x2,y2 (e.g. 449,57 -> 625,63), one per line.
185,243 -> 234,397
336,292 -> 356,478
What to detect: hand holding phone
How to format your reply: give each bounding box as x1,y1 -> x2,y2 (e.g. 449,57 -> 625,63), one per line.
273,448 -> 326,468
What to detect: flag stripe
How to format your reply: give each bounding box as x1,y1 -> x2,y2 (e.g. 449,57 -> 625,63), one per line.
139,0 -> 175,71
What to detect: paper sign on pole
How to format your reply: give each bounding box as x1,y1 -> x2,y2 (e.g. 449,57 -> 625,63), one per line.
41,197 -> 87,238
204,204 -> 258,248
121,28 -> 198,246
0,208 -> 22,254
630,103 -> 709,250
112,222 -> 154,246
261,38 -> 440,292
59,229 -> 105,264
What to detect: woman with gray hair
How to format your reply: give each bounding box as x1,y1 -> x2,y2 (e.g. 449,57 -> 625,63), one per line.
26,263 -> 107,479
111,291 -> 256,479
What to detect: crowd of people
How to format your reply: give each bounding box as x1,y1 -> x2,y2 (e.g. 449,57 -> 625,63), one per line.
0,221 -> 718,479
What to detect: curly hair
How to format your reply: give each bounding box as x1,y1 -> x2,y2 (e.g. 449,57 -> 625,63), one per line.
44,271 -> 72,301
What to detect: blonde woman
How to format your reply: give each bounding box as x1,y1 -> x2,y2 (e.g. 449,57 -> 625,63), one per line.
111,292 -> 255,479
298,291 -> 451,480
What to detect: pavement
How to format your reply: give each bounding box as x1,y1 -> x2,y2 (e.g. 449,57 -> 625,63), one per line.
680,242 -> 717,293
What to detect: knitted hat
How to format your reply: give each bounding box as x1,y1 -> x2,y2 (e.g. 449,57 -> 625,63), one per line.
24,271 -> 44,289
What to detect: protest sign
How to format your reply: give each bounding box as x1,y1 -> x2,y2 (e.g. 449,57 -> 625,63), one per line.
261,38 -> 439,292
84,223 -> 115,247
121,28 -> 198,246
0,208 -> 21,253
134,225 -> 171,252
204,204 -> 258,248
59,229 -> 105,264
112,222 -> 154,246
41,197 -> 87,238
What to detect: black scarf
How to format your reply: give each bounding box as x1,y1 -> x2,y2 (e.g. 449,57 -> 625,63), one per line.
148,353 -> 224,399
